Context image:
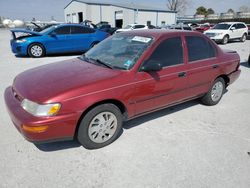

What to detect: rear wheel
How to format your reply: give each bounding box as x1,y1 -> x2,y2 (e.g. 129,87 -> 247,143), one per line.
240,33 -> 247,42
77,103 -> 123,149
201,77 -> 225,106
222,35 -> 229,44
28,43 -> 45,58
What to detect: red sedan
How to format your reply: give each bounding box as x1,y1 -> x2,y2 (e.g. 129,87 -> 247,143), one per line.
195,24 -> 211,33
5,30 -> 241,149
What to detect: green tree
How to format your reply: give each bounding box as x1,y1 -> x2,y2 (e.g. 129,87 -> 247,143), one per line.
196,6 -> 207,15
207,8 -> 215,15
227,8 -> 234,14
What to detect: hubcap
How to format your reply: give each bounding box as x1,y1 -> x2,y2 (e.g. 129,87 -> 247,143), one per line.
30,45 -> 43,57
242,35 -> 246,41
224,37 -> 228,44
211,81 -> 223,102
88,112 -> 117,143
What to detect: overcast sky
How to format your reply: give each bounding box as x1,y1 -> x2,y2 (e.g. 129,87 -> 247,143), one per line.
0,0 -> 249,21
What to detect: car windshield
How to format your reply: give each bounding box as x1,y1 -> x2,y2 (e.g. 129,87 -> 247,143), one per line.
39,25 -> 56,34
213,24 -> 230,30
82,34 -> 153,70
124,25 -> 132,29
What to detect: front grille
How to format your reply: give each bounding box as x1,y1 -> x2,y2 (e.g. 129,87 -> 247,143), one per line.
205,33 -> 216,37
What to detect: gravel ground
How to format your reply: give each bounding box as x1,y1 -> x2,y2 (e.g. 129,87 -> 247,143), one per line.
0,28 -> 250,188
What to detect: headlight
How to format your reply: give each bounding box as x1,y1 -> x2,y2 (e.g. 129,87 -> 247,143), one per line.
21,99 -> 61,117
215,33 -> 223,36
16,39 -> 27,43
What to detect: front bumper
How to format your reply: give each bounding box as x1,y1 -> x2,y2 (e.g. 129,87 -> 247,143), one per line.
205,34 -> 224,42
4,86 -> 79,143
10,40 -> 28,55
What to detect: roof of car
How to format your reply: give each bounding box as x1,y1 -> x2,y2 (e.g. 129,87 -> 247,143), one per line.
219,22 -> 246,24
56,23 -> 88,27
118,29 -> 195,38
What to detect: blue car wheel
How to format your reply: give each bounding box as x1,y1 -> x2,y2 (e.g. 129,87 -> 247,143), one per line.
28,43 -> 45,58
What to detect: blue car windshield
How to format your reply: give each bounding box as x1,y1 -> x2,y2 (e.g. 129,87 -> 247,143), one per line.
39,26 -> 56,34
83,34 -> 153,70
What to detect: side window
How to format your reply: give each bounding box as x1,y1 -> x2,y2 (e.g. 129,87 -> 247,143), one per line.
134,25 -> 145,29
148,37 -> 183,67
231,24 -> 237,29
186,36 -> 216,62
53,26 -> 70,35
238,24 -> 246,29
71,26 -> 95,34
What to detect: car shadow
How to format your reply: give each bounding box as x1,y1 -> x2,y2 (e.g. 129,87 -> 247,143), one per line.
124,100 -> 200,130
15,52 -> 83,58
34,140 -> 81,152
240,61 -> 250,68
34,100 -> 200,152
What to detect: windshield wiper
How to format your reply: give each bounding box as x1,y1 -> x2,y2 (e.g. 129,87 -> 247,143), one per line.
90,58 -> 114,69
80,55 -> 113,69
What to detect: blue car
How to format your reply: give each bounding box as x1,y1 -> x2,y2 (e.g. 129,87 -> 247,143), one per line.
10,24 -> 110,57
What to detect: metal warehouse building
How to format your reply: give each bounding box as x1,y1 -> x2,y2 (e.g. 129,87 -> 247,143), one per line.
64,0 -> 177,28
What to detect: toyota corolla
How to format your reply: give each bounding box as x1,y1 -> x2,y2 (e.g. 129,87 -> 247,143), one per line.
5,30 -> 241,149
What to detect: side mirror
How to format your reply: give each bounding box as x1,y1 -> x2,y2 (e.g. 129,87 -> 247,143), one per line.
141,60 -> 162,72
230,27 -> 236,30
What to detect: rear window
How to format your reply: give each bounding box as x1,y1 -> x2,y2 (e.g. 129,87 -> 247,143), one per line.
186,36 -> 216,62
71,26 -> 95,34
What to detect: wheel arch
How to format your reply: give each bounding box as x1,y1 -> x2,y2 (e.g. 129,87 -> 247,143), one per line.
74,99 -> 128,138
216,74 -> 229,87
27,42 -> 46,55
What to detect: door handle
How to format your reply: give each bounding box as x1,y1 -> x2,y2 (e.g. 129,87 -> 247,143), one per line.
212,64 -> 219,69
178,72 -> 186,77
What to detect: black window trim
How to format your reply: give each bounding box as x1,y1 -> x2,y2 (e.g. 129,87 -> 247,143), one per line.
185,35 -> 218,64
70,25 -> 95,34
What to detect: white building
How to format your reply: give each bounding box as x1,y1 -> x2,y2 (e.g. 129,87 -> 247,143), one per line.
64,0 -> 176,28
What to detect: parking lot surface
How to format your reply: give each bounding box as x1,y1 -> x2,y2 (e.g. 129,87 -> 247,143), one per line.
0,28 -> 250,188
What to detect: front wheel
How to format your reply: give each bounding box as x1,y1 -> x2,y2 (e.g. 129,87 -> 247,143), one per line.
201,77 -> 225,106
222,35 -> 229,44
28,43 -> 45,58
77,104 -> 123,149
240,33 -> 247,42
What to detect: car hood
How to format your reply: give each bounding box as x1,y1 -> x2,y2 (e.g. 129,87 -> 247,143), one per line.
205,29 -> 227,33
13,58 -> 122,103
10,29 -> 42,36
10,29 -> 42,39
116,28 -> 131,32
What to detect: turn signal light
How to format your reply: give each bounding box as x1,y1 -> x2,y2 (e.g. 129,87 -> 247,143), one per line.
22,125 -> 48,133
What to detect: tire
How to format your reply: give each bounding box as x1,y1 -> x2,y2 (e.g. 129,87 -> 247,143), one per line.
201,77 -> 225,106
248,54 -> 250,66
28,43 -> 45,58
222,35 -> 229,44
77,103 -> 123,149
240,33 -> 247,42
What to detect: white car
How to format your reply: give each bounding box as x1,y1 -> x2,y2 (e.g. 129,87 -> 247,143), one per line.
115,24 -> 149,33
204,22 -> 248,44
